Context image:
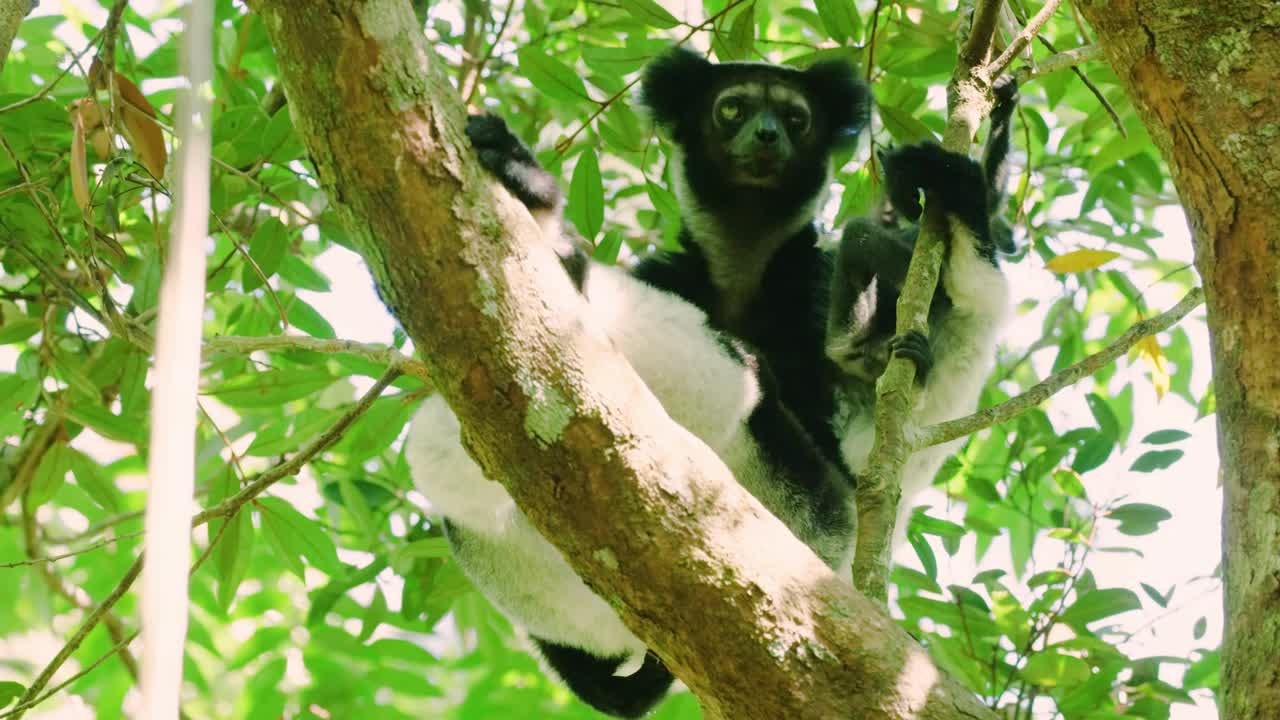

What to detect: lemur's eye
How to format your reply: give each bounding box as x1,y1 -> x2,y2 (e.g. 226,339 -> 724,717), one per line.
717,99 -> 742,123
785,107 -> 811,132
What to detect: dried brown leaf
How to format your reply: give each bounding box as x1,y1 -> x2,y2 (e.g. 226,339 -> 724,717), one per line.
111,71 -> 167,178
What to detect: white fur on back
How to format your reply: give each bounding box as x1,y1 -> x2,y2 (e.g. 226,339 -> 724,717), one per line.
406,261 -> 764,663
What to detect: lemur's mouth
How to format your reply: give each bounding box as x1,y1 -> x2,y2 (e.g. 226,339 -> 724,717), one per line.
733,154 -> 784,186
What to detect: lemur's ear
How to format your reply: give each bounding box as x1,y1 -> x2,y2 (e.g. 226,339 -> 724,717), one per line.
802,59 -> 870,148
640,46 -> 714,137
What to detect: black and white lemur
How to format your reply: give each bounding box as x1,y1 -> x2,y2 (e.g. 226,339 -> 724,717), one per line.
406,47 -> 1016,718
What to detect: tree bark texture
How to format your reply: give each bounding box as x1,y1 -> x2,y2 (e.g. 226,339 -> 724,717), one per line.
1071,2 -> 1280,718
248,1 -> 996,718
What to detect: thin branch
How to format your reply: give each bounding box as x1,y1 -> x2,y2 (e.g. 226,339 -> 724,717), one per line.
8,557 -> 143,720
19,504 -> 140,683
202,335 -> 430,385
554,0 -> 751,153
1,531 -> 143,568
193,368 -> 402,525
0,28 -> 104,114
987,0 -> 1067,77
461,0 -> 514,106
1015,43 -> 1101,80
6,370 -> 399,718
914,287 -> 1205,448
960,0 -> 1006,68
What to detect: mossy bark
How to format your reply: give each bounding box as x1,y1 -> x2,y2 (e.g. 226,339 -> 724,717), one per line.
1072,2 -> 1280,717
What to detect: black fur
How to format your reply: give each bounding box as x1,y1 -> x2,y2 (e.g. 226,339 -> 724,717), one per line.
531,641 -> 675,719
827,77 -> 1019,384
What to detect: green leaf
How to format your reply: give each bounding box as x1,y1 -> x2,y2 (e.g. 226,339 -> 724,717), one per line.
1193,617 -> 1207,640
258,497 -> 341,576
907,531 -> 937,581
30,442 -> 72,506
242,217 -> 289,291
877,103 -> 937,143
210,470 -> 254,612
717,3 -> 756,61
69,449 -> 119,512
1086,393 -> 1120,442
65,402 -> 146,445
1060,588 -> 1141,629
0,317 -> 40,344
206,369 -> 337,408
1129,449 -> 1184,473
1021,650 -> 1091,688
1140,582 -> 1174,608
0,681 -> 24,710
1028,569 -> 1071,588
285,295 -> 337,339
567,149 -> 604,241
814,0 -> 860,43
1141,429 -> 1191,445
1108,502 -> 1172,535
593,229 -> 624,264
228,626 -> 290,671
516,47 -> 590,103
615,0 -> 680,28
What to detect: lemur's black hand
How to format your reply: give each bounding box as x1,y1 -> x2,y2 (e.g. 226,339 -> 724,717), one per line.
465,114 -> 562,212
888,330 -> 934,381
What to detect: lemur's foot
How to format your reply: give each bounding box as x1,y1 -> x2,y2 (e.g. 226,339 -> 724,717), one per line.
888,330 -> 933,380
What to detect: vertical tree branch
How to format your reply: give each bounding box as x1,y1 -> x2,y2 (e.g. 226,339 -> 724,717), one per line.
0,0 -> 30,74
853,0 -> 1009,600
138,0 -> 212,717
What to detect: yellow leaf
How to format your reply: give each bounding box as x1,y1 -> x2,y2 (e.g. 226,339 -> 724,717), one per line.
1045,249 -> 1121,274
1132,335 -> 1170,400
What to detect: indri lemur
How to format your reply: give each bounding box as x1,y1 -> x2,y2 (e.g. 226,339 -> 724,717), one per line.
407,47 -> 1016,717
827,74 -> 1018,540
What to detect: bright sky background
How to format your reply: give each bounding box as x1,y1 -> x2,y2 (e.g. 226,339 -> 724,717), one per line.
5,1 -> 1222,718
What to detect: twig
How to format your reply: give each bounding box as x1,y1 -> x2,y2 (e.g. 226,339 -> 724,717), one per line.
203,335 -> 430,385
19,504 -> 140,683
987,0 -> 1066,77
914,287 -> 1204,448
554,0 -> 751,153
1,531 -> 143,568
6,370 -> 400,718
8,557 -> 143,720
193,368 -> 402,525
1015,43 -> 1101,80
0,28 -> 104,114
461,0 -> 514,106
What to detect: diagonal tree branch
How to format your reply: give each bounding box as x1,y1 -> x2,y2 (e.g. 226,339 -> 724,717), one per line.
913,287 -> 1204,449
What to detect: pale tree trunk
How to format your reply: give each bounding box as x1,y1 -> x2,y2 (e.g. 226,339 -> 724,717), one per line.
247,1 -> 995,718
1071,1 -> 1280,718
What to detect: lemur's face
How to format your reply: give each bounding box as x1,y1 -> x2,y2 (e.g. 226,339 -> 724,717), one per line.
708,81 -> 815,188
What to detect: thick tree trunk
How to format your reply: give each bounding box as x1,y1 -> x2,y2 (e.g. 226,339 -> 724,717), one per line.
1071,2 -> 1280,718
247,1 -> 997,718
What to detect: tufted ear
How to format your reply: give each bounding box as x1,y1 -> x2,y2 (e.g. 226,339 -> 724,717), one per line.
639,46 -> 714,134
802,59 -> 871,149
